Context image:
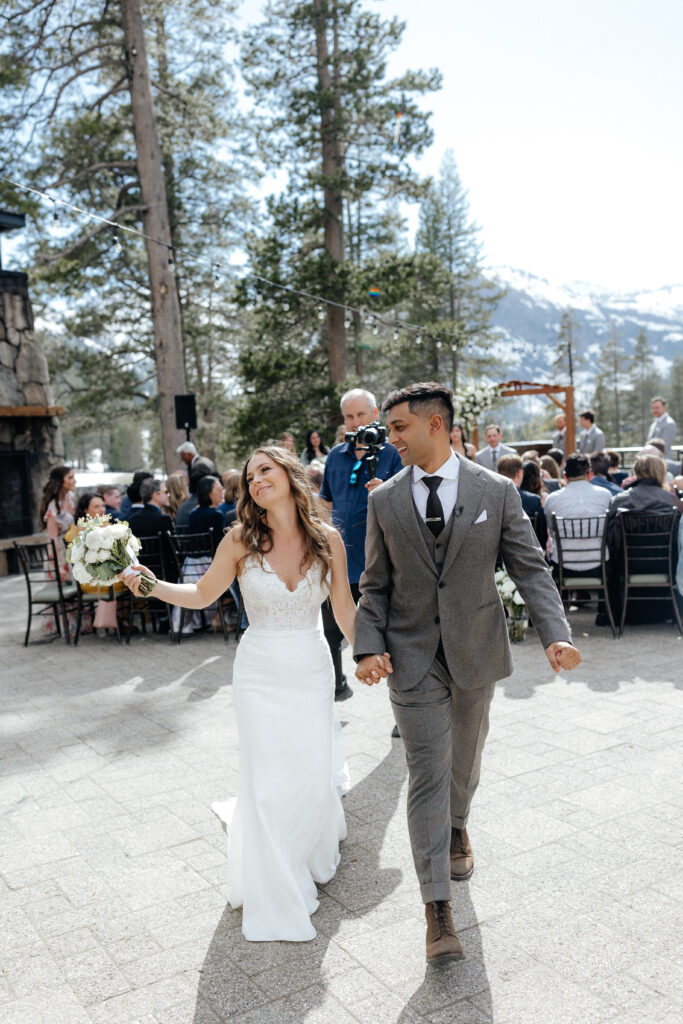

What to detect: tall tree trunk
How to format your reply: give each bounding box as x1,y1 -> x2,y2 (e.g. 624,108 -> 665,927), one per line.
313,0 -> 346,384
121,0 -> 186,471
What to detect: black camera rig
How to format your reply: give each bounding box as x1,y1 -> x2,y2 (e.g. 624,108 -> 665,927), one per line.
345,421 -> 387,481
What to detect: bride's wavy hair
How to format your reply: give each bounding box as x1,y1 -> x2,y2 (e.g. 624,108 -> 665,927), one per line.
236,445 -> 332,582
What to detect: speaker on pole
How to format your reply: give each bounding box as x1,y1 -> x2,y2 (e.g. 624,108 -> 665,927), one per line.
175,394 -> 197,440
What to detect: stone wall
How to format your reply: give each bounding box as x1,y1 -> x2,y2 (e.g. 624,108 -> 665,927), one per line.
0,270 -> 65,533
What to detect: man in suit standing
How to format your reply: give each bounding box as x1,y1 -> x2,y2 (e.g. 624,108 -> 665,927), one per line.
474,423 -> 515,471
647,396 -> 677,459
176,441 -> 218,495
354,382 -> 580,964
552,413 -> 567,454
577,409 -> 606,454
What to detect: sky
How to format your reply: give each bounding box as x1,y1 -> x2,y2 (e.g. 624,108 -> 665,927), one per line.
238,0 -> 683,292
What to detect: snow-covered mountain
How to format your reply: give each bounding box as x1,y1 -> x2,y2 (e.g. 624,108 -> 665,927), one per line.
487,267 -> 683,397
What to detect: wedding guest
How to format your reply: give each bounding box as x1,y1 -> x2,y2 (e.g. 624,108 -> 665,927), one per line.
176,441 -> 218,495
334,424 -> 347,445
552,413 -> 567,454
540,455 -> 563,493
276,431 -> 297,455
474,424 -> 515,471
120,470 -> 153,519
605,449 -> 629,488
305,460 -> 325,496
65,492 -> 121,631
521,460 -> 547,505
449,422 -> 476,460
577,409 -> 606,454
218,470 -> 241,526
166,471 -> 190,521
189,476 -> 225,552
646,396 -> 677,458
544,453 -> 611,570
547,447 -> 565,474
589,452 -> 621,496
99,485 -> 122,520
301,429 -> 330,466
39,465 -> 76,580
497,454 -> 548,549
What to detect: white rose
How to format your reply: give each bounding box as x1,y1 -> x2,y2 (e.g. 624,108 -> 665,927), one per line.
97,526 -> 116,549
85,531 -> 101,549
512,591 -> 525,606
128,535 -> 141,553
110,523 -> 128,541
501,580 -> 516,597
84,550 -> 99,564
72,563 -> 92,584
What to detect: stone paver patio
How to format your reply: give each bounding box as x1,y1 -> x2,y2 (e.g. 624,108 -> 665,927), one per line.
1,571 -> 681,1024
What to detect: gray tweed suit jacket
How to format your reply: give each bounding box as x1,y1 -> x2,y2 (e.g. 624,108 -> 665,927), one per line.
354,457 -> 571,691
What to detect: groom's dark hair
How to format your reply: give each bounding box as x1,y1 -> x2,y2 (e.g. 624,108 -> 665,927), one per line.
382,382 -> 454,431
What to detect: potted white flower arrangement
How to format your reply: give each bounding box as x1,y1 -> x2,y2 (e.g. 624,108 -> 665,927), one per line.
495,568 -> 527,643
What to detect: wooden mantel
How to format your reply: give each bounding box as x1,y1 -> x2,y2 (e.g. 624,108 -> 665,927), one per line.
0,405 -> 65,417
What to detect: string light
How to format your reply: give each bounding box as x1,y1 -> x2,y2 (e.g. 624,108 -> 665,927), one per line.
0,173 -> 469,351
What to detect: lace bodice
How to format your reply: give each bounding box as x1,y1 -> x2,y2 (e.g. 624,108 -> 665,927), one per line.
239,555 -> 329,630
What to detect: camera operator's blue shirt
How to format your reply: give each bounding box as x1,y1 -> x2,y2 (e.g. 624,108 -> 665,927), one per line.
320,441 -> 403,584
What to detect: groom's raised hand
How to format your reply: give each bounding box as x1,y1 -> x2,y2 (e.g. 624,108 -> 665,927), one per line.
355,653 -> 393,686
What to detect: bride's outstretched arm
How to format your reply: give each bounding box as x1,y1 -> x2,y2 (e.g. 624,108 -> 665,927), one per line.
120,530 -> 242,609
327,529 -> 357,646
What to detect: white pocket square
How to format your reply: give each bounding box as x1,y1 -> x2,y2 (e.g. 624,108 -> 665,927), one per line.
474,509 -> 488,524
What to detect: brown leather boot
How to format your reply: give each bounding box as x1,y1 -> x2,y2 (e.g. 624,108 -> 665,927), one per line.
425,900 -> 465,964
450,826 -> 474,881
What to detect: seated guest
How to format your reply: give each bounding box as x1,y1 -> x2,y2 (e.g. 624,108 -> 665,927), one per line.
607,454 -> 681,624
305,460 -> 325,498
547,447 -> 565,476
127,478 -> 173,538
188,475 -> 225,552
540,455 -> 563,493
497,454 -> 547,550
218,470 -> 241,526
120,470 -> 153,519
544,453 -> 611,571
648,438 -> 680,478
521,449 -> 541,464
276,431 -> 297,455
99,485 -> 122,520
449,421 -> 476,460
589,452 -> 621,496
166,471 -> 190,521
65,492 -> 123,631
605,449 -> 629,488
620,445 -> 669,490
521,460 -> 548,506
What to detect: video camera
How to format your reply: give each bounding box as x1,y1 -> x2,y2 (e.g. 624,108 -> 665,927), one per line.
345,421 -> 387,481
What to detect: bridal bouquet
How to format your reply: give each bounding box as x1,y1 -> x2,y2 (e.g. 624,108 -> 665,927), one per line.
495,569 -> 527,642
66,514 -> 156,596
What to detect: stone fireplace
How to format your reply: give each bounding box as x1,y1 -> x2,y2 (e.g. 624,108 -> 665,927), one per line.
0,268 -> 65,541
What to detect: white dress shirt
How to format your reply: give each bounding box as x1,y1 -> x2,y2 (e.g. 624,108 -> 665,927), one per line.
412,451 -> 460,525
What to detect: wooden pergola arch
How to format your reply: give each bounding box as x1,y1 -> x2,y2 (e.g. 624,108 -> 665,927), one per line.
471,380 -> 575,451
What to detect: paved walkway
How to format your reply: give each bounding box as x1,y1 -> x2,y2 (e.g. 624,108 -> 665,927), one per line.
0,573 -> 681,1024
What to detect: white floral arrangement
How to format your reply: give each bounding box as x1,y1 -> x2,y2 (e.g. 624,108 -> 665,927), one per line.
66,514 -> 156,596
495,569 -> 526,617
454,382 -> 505,431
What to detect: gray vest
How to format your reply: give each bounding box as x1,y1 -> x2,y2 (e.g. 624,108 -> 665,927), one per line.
413,499 -> 456,572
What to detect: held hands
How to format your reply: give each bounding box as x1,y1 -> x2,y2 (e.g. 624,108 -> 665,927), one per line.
355,652 -> 393,686
545,641 -> 582,674
118,564 -> 157,597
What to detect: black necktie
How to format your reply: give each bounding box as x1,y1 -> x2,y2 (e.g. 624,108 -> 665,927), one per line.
423,476 -> 444,537
491,448 -> 498,470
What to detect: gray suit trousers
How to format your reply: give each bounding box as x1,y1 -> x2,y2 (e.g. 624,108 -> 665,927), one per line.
389,648 -> 495,904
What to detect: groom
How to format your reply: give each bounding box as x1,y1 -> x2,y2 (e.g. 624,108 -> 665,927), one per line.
354,382 -> 580,964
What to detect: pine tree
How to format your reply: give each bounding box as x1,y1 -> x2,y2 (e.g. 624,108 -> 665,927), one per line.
0,0 -> 251,467
241,0 -> 441,385
626,328 -> 662,445
552,308 -> 583,388
413,150 -> 504,390
592,321 -> 625,445
669,353 -> 683,438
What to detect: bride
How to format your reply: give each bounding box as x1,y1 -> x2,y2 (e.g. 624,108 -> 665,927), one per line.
121,446 -> 385,942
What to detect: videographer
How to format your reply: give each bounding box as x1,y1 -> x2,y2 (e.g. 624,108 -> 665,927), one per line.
320,388 -> 403,700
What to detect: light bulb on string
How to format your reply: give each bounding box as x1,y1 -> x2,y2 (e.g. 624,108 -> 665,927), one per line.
393,329 -> 400,342
344,310 -> 351,329
317,304 -> 325,321
167,246 -> 176,272
112,230 -> 123,254
416,334 -> 422,345
436,338 -> 442,349
372,319 -> 379,336
283,299 -> 290,311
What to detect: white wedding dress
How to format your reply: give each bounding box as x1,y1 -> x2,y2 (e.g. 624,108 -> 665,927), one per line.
212,554 -> 348,941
